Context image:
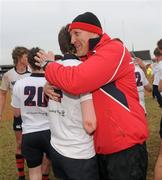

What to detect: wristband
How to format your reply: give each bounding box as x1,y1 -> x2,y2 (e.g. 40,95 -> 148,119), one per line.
41,60 -> 53,71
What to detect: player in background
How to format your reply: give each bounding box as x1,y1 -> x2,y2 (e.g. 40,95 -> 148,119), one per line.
152,48 -> 162,108
152,57 -> 159,99
154,46 -> 162,180
11,47 -> 51,180
133,57 -> 152,114
0,46 -> 30,180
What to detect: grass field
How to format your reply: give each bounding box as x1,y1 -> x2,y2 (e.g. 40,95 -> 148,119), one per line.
0,92 -> 57,179
0,91 -> 161,179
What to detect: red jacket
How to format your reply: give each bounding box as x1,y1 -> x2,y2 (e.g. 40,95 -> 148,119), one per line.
45,33 -> 149,154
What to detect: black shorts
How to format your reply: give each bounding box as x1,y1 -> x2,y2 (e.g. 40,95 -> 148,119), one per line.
22,130 -> 51,168
97,143 -> 148,180
50,146 -> 99,180
13,116 -> 22,131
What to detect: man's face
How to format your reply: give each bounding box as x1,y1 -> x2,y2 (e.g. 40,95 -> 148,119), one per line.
157,55 -> 162,61
19,54 -> 28,66
159,48 -> 162,54
70,29 -> 95,57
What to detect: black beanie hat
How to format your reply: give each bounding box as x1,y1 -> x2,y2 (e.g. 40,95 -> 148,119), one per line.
69,12 -> 103,35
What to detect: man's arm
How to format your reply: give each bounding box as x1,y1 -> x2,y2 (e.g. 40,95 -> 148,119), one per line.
43,82 -> 61,101
158,80 -> 162,92
13,107 -> 21,118
36,42 -> 126,95
144,84 -> 152,92
11,80 -> 21,116
0,90 -> 7,126
158,64 -> 162,92
45,52 -> 123,94
81,99 -> 96,135
142,69 -> 152,92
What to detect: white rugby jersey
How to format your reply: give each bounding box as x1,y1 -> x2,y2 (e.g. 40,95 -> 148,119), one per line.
158,61 -> 162,96
48,58 -> 95,159
152,62 -> 160,85
158,61 -> 162,80
135,64 -> 149,113
11,74 -> 50,134
0,67 -> 31,95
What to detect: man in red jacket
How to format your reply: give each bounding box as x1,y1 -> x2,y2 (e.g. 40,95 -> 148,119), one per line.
35,12 -> 149,180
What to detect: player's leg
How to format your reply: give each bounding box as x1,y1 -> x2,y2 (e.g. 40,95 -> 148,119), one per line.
154,119 -> 162,180
13,116 -> 25,180
154,85 -> 162,107
29,165 -> 42,180
41,130 -> 51,180
42,153 -> 51,180
154,140 -> 162,180
21,132 -> 43,180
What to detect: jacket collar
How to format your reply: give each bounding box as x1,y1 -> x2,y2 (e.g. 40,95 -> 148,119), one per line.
87,33 -> 111,57
90,33 -> 111,50
80,33 -> 111,61
63,54 -> 79,60
89,36 -> 101,51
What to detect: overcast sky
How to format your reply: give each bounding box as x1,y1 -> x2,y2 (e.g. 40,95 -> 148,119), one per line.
0,0 -> 162,65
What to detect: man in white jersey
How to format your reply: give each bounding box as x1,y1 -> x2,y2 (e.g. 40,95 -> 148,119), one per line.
154,46 -> 162,180
43,25 -> 99,180
158,46 -> 162,94
133,57 -> 152,114
0,46 -> 30,180
152,48 -> 162,107
152,58 -> 159,98
11,47 -> 51,180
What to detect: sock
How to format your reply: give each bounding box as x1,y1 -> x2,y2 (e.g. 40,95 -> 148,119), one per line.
42,174 -> 49,180
15,154 -> 25,178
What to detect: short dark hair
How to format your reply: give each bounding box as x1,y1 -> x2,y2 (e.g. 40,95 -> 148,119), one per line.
157,39 -> 162,50
58,24 -> 76,54
12,46 -> 29,65
154,47 -> 162,57
28,47 -> 41,70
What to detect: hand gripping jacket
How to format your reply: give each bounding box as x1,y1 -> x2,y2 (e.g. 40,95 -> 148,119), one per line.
45,33 -> 149,154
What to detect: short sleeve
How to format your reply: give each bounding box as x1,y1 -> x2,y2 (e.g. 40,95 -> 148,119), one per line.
159,63 -> 162,80
0,73 -> 10,91
11,81 -> 21,108
142,71 -> 149,87
80,93 -> 92,102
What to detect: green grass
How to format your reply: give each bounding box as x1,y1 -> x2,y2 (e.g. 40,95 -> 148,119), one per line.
0,120 -> 21,179
146,95 -> 161,180
0,92 -> 57,179
0,93 -> 161,179
0,120 -> 58,179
